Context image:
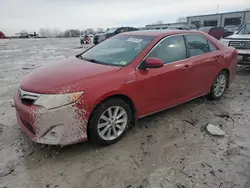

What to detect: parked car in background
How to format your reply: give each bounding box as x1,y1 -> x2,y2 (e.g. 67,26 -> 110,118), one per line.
188,25 -> 198,30
199,26 -> 224,40
221,21 -> 250,65
0,31 -> 8,39
93,27 -> 138,44
168,25 -> 191,30
14,30 -> 238,146
80,34 -> 93,45
223,25 -> 241,38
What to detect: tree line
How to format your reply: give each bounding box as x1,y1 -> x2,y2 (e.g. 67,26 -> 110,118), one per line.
38,28 -> 105,38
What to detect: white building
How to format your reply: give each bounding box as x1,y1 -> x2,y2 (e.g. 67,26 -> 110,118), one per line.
187,10 -> 250,27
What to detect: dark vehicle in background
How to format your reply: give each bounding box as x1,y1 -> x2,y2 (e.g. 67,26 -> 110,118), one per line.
93,27 -> 138,44
188,25 -> 198,30
168,25 -> 191,30
223,25 -> 241,38
199,27 -> 224,40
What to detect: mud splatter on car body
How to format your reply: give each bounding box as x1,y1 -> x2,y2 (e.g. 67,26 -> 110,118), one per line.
14,90 -> 88,145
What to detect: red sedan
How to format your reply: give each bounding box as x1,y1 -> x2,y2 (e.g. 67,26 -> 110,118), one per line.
14,30 -> 238,146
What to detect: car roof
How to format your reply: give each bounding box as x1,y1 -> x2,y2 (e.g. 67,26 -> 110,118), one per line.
120,29 -> 202,37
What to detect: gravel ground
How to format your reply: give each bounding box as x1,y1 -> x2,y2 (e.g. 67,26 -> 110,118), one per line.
0,38 -> 250,188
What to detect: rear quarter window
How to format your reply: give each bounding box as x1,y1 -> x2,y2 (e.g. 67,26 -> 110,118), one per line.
208,40 -> 217,52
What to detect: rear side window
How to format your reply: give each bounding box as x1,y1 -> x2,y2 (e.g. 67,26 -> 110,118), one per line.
116,28 -> 126,34
148,35 -> 187,64
128,27 -> 138,31
185,34 -> 210,57
211,27 -> 223,31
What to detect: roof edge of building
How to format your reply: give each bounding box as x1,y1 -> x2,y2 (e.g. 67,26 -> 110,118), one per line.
187,10 -> 250,18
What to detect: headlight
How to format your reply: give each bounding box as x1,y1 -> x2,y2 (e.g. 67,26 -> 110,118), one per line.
34,92 -> 84,109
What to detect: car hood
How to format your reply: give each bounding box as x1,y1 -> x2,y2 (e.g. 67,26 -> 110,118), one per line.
225,34 -> 250,40
21,56 -> 122,94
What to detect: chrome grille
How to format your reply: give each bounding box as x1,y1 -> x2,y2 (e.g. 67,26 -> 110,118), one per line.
229,41 -> 250,49
19,89 -> 40,103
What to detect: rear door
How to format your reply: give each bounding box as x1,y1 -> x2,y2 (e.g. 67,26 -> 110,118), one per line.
184,34 -> 224,97
135,35 -> 193,115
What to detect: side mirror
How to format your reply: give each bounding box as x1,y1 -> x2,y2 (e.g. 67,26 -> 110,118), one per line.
141,57 -> 164,69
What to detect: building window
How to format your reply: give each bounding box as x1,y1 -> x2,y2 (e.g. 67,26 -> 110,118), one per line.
204,20 -> 218,27
191,21 -> 200,25
224,17 -> 242,26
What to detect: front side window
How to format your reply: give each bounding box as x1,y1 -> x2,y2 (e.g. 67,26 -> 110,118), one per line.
80,35 -> 155,66
185,34 -> 210,57
105,28 -> 118,34
148,35 -> 187,64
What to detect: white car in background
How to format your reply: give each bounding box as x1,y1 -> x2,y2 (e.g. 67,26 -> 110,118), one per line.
221,22 -> 250,65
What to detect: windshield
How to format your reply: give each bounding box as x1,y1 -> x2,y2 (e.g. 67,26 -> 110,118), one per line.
237,22 -> 250,34
224,25 -> 240,31
105,28 -> 118,34
80,35 -> 155,67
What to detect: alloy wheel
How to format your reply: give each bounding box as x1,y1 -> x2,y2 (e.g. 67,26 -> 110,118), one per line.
97,106 -> 128,141
214,74 -> 227,97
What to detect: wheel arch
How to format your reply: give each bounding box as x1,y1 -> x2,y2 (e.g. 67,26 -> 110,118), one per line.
221,68 -> 230,87
87,94 -> 137,138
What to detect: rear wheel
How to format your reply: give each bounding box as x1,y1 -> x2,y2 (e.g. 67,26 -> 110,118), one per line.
208,71 -> 228,100
88,98 -> 132,145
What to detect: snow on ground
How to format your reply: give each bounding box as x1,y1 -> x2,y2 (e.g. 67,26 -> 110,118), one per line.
1,38 -> 250,188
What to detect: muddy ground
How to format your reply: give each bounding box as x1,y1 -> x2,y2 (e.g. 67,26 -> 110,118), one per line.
0,38 -> 250,188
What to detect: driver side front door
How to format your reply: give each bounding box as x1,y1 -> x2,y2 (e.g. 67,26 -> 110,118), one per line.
135,35 -> 193,116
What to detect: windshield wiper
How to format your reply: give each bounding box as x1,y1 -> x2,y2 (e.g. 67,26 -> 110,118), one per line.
76,54 -> 83,59
81,57 -> 106,64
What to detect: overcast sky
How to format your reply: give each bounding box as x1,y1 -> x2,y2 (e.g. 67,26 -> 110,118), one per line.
0,0 -> 249,35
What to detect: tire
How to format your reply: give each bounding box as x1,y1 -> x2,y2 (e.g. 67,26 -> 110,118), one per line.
88,98 -> 132,145
208,71 -> 228,100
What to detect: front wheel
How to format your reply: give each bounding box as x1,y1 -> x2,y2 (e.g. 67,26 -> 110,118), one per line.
88,98 -> 132,145
208,71 -> 228,100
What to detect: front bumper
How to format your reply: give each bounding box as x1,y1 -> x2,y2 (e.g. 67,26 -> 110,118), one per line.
237,49 -> 250,55
237,49 -> 250,65
14,93 -> 88,145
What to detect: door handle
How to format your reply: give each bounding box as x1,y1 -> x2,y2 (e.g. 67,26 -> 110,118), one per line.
182,64 -> 191,69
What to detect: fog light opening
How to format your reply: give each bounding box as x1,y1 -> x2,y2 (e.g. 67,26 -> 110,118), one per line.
50,131 -> 58,138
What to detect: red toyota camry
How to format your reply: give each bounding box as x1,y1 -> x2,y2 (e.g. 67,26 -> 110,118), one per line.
14,30 -> 238,146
